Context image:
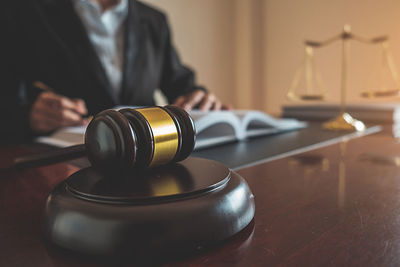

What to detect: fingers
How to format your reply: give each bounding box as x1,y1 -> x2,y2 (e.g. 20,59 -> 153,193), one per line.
212,101 -> 222,111
198,93 -> 216,111
30,111 -> 59,133
182,90 -> 206,111
30,92 -> 88,134
172,90 -> 230,112
40,93 -> 87,116
172,95 -> 186,107
72,98 -> 88,115
221,103 -> 233,110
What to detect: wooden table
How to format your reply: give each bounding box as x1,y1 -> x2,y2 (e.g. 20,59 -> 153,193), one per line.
2,129 -> 400,266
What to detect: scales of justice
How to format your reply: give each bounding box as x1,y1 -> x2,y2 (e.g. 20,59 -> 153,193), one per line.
287,25 -> 400,131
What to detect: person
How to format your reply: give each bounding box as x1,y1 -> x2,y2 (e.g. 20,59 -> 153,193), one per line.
0,0 -> 228,142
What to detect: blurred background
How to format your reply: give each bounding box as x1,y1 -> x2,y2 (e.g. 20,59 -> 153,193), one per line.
143,0 -> 400,115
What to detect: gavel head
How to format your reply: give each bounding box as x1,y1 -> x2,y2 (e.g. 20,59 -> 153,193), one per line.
84,106 -> 196,171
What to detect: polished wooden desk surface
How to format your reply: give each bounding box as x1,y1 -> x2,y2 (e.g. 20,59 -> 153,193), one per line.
1,130 -> 400,266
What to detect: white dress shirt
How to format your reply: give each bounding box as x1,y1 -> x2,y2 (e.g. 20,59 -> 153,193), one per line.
73,0 -> 128,97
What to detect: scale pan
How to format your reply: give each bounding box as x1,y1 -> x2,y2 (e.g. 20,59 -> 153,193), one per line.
299,94 -> 325,101
287,93 -> 325,101
361,89 -> 400,98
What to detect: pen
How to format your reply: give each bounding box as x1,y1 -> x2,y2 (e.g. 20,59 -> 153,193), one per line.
32,81 -> 92,121
33,81 -> 54,92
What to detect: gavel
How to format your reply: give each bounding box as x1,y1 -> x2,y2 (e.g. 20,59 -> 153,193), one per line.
14,106 -> 196,171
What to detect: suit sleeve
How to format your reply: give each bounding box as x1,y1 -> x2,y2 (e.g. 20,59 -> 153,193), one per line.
0,3 -> 36,144
159,16 -> 206,103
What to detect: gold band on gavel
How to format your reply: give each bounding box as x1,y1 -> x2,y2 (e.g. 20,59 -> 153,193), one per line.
136,107 -> 179,167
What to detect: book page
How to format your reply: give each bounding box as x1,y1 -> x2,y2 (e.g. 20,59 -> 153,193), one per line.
36,125 -> 86,147
190,110 -> 243,149
239,110 -> 307,137
194,123 -> 237,149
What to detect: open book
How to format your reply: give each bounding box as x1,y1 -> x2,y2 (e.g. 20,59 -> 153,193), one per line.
36,109 -> 306,150
191,110 -> 306,149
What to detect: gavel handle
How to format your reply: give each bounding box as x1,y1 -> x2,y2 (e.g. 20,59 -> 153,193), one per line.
14,144 -> 87,169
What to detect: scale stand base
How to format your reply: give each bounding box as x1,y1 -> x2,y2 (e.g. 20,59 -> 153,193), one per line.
322,112 -> 366,131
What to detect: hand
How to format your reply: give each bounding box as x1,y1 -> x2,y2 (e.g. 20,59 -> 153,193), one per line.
172,89 -> 231,111
29,92 -> 88,134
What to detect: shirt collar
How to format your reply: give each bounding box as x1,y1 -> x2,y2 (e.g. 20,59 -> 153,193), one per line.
74,0 -> 128,14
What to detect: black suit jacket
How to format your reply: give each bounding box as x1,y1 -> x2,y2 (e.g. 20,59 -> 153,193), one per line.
0,0 -> 203,142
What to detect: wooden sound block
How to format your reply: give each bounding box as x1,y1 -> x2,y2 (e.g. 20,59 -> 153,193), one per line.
43,157 -> 255,257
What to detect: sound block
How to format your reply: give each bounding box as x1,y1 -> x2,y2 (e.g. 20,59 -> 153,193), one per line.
43,157 -> 255,257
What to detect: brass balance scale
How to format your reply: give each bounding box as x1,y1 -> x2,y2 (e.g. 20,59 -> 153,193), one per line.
287,25 -> 400,131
